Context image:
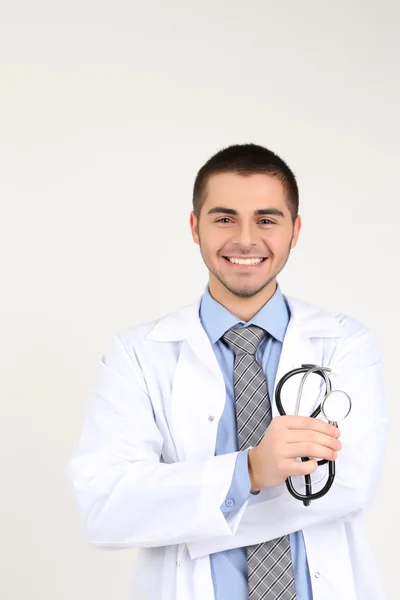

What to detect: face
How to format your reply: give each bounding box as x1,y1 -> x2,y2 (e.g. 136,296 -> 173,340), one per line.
190,172 -> 301,301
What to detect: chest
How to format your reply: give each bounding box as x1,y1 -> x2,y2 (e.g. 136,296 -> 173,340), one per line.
140,329 -> 337,464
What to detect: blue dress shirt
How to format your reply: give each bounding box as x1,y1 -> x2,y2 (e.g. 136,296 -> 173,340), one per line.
199,282 -> 313,600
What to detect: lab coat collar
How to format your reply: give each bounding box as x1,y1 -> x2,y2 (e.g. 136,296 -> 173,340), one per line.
146,291 -> 343,343
146,289 -> 343,422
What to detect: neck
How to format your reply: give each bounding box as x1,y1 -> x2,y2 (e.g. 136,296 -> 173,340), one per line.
208,277 -> 277,322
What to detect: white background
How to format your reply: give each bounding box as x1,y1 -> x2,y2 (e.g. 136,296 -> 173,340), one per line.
0,1 -> 398,598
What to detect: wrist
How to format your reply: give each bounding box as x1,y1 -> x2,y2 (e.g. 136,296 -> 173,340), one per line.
248,448 -> 262,494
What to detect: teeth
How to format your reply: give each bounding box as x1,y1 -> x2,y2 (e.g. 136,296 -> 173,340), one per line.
228,257 -> 264,265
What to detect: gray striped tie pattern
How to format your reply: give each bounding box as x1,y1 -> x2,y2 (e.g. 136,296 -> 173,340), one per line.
222,325 -> 297,600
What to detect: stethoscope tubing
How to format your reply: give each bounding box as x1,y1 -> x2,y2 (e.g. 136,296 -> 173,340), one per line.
275,364 -> 339,507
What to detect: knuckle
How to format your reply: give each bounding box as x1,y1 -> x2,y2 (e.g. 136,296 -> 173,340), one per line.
277,459 -> 286,473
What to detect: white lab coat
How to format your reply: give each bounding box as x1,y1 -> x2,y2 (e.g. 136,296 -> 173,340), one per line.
67,293 -> 389,600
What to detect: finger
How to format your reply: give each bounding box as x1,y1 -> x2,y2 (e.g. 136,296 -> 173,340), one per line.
284,442 -> 338,462
287,430 -> 342,451
281,415 -> 340,438
287,459 -> 319,477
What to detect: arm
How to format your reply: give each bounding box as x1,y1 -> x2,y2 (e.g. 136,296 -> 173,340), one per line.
187,320 -> 389,558
67,334 -> 251,548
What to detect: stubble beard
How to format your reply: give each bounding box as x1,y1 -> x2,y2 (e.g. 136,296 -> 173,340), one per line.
198,232 -> 293,299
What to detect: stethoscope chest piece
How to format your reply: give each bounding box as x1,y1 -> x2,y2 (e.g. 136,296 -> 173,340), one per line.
320,389 -> 352,423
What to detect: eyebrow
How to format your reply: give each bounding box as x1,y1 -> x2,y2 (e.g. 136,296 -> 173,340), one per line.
207,207 -> 285,218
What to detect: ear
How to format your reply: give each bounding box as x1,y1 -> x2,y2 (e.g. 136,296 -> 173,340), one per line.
190,211 -> 200,245
290,215 -> 302,249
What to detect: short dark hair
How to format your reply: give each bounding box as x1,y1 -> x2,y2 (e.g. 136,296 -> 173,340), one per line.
192,143 -> 299,222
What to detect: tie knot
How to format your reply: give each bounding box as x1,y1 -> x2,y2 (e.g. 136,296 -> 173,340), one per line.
222,324 -> 267,356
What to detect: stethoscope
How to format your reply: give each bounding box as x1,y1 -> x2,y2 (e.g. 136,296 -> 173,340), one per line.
275,364 -> 352,507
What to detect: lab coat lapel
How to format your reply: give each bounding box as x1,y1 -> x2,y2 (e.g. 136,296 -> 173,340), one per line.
171,325 -> 226,462
272,295 -> 343,419
272,317 -> 321,419
150,298 -> 225,462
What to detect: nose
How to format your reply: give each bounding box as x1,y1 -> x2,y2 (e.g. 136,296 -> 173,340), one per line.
231,221 -> 258,247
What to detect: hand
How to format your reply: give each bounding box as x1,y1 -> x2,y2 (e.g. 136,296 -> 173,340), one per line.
248,416 -> 342,492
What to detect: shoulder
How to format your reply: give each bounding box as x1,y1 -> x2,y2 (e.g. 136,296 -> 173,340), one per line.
285,294 -> 375,340
115,296 -> 202,349
98,300 -> 200,383
285,294 -> 381,364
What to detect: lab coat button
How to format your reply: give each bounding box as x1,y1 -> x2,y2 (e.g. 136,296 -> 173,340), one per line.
208,415 -> 215,421
314,572 -> 320,578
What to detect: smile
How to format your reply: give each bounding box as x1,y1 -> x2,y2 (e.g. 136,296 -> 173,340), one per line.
223,256 -> 267,268
225,257 -> 266,264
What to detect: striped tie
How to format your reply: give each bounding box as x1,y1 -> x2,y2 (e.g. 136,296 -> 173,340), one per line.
222,325 -> 296,600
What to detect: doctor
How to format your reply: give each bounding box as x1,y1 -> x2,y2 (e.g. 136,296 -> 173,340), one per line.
67,143 -> 388,600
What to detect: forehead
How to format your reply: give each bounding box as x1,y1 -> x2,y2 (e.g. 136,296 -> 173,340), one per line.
204,172 -> 288,210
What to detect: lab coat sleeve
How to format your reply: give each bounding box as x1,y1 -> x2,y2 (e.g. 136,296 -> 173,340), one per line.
220,450 -> 252,515
187,318 -> 390,559
67,333 -> 250,548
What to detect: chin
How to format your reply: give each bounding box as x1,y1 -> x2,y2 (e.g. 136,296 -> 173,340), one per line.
222,279 -> 273,299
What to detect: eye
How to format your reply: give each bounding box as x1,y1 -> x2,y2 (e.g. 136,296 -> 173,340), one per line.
215,218 -> 275,224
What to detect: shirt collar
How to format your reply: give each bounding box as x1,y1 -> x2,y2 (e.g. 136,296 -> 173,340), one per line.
199,281 -> 290,345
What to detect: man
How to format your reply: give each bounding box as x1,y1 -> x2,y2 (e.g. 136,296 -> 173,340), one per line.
68,144 -> 388,600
